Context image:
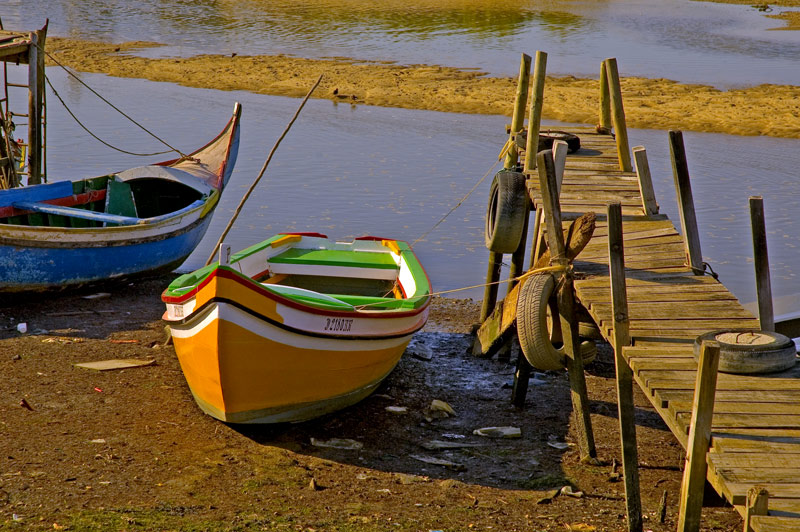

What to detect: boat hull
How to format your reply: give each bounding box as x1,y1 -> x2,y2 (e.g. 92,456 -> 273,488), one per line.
169,300 -> 417,423
0,213 -> 212,291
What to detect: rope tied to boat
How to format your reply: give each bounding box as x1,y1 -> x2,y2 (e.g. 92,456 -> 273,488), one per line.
352,263 -> 570,310
36,42 -> 189,158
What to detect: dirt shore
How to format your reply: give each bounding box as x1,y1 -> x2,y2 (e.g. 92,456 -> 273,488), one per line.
0,277 -> 742,531
45,38 -> 800,139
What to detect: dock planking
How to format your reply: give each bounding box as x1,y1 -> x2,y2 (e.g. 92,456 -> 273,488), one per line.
515,124 -> 800,530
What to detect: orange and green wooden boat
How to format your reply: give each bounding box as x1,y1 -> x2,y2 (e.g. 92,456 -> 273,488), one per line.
162,233 -> 431,424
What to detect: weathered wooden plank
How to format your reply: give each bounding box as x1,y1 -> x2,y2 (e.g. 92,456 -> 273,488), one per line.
713,438 -> 800,453
709,453 -> 800,469
725,485 -> 800,507
645,375 -> 800,392
750,515 -> 800,532
677,413 -> 800,430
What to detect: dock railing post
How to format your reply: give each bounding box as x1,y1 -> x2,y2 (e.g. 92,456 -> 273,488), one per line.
607,202 -> 643,532
505,53 -> 532,170
676,340 -> 720,532
633,146 -> 659,217
749,196 -> 775,331
523,51 -> 547,174
537,149 -> 596,460
669,130 -> 704,275
599,60 -> 612,132
744,486 -> 769,532
479,54 -> 531,324
604,58 -> 632,172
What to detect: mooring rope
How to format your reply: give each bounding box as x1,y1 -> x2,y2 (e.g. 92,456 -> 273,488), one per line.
37,43 -> 188,158
410,159 -> 500,249
44,75 -> 173,157
352,264 -> 568,310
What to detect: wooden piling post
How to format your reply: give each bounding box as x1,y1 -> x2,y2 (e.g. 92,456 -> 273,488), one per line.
537,149 -> 596,460
607,202 -> 643,532
744,486 -> 769,532
505,53 -> 532,170
511,354 -> 533,408
599,60 -> 612,131
603,58 -> 632,172
676,340 -> 720,532
27,31 -> 42,185
479,251 -> 503,323
669,130 -> 704,274
523,51 -> 547,173
750,196 -> 774,331
508,196 -> 531,291
633,146 -> 658,216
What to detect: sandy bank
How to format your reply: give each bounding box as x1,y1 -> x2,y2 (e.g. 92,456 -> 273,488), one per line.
46,38 -> 800,139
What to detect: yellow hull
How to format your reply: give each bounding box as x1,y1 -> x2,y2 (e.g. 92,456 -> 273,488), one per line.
170,302 -> 412,423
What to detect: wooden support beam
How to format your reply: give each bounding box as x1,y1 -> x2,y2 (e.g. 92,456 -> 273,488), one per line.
668,130 -> 703,274
27,30 -> 41,185
744,486 -> 769,532
607,202 -> 643,532
479,251 -> 503,323
599,60 -> 612,131
750,196 -> 774,331
676,340 -> 720,532
508,196 -> 531,291
633,146 -> 658,217
604,58 -> 632,172
505,53 -> 531,170
511,354 -> 533,408
523,51 -> 547,173
537,149 -> 596,460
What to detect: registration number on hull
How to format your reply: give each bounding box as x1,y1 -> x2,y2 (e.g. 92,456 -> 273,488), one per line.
324,317 -> 354,332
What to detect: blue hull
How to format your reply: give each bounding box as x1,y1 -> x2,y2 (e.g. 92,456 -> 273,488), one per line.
0,217 -> 212,291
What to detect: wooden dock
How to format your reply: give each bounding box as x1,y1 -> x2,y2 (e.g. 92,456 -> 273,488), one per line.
520,126 -> 800,531
479,53 -> 800,532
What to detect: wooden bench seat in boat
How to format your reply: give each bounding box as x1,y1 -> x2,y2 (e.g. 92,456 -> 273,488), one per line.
267,248 -> 400,280
11,201 -> 141,226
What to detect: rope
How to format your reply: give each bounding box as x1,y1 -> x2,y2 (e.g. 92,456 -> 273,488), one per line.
37,43 -> 187,158
352,264 -> 568,310
687,261 -> 719,280
44,75 -> 173,157
205,74 -> 324,266
410,158 -> 500,248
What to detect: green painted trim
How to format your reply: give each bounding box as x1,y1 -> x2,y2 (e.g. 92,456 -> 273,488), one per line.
269,248 -> 399,269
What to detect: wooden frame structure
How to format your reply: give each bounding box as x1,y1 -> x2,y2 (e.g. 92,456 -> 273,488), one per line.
474,53 -> 800,532
0,23 -> 47,188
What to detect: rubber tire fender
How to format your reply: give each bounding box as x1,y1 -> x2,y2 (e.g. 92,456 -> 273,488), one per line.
538,131 -> 581,153
516,273 -> 596,370
485,169 -> 526,253
693,329 -> 797,374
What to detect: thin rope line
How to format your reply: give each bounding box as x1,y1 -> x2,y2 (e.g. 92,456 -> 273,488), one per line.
353,264 -> 567,310
38,43 -> 187,158
410,159 -> 500,248
44,75 -> 173,157
205,74 -> 323,265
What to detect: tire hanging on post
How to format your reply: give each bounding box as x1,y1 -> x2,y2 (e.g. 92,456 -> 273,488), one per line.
517,273 -> 596,371
484,169 -> 526,253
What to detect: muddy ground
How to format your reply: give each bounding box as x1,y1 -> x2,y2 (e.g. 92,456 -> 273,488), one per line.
0,276 -> 742,531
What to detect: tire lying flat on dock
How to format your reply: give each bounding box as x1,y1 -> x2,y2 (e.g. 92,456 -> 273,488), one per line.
693,329 -> 798,374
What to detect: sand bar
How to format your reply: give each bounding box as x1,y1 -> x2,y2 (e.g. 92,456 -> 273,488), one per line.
45,38 -> 800,139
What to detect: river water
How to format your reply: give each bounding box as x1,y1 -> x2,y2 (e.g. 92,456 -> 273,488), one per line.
4,2 -> 800,310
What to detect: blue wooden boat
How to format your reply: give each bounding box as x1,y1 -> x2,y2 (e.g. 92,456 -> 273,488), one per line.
0,103 -> 241,292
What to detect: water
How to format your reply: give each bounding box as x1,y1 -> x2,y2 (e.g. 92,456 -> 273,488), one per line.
3,1 -> 800,308
6,0 -> 800,86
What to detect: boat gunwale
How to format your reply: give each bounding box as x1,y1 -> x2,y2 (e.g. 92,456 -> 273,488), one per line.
163,266 -> 431,320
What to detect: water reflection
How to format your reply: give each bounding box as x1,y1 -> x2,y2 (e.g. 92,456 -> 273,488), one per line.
5,0 -> 800,85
